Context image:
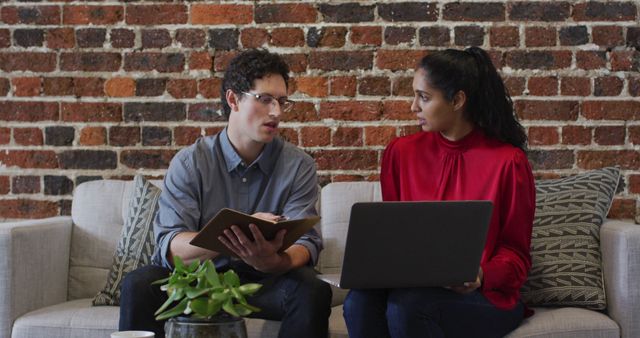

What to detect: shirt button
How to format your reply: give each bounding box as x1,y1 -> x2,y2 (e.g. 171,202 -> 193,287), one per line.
242,178 -> 247,183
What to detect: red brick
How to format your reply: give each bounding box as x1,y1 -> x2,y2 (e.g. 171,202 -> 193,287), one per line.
330,76 -> 357,97
46,28 -> 75,49
592,26 -> 624,47
255,4 -> 317,23
506,51 -> 571,70
124,53 -> 184,73
333,175 -> 365,182
629,175 -> 640,194
74,77 -> 104,97
351,26 -> 382,46
175,126 -> 201,146
594,76 -> 623,96
0,101 -> 58,122
241,28 -> 270,48
611,51 -> 639,71
60,52 -> 121,72
213,51 -> 240,72
198,78 -> 222,99
79,127 -> 106,146
175,29 -> 206,49
0,30 -> 9,48
310,51 -> 373,71
0,199 -> 59,219
528,150 -> 575,170
109,126 -> 140,146
280,102 -> 319,122
561,77 -> 591,96
0,176 -> 8,195
400,125 -> 422,136
189,51 -> 213,71
562,126 -> 592,145
576,51 -> 607,70
294,77 -> 328,97
0,53 -> 56,72
333,127 -> 363,147
300,127 -> 330,147
490,26 -> 519,47
608,198 -> 636,220
320,101 -> 382,120
525,27 -> 556,47
527,126 -> 558,146
126,5 -> 187,25
359,77 -> 390,96
454,26 -> 485,46
504,76 -> 526,96
187,103 -> 223,122
577,150 -> 640,170
629,126 -> 640,145
514,100 -> 579,121
12,77 -> 41,97
528,77 -> 558,96
105,78 -> 135,97
594,126 -> 625,145
314,150 -> 378,170
0,78 -> 8,97
443,2 -> 504,21
281,54 -> 308,73
376,49 -> 427,71
110,29 -> 135,48
365,126 -> 397,146
1,6 -> 60,25
63,5 -> 123,25
278,128 -> 298,145
270,28 -> 305,47
12,176 -> 40,194
382,101 -> 414,120
167,79 -> 197,99
120,149 -> 178,170
392,77 -> 414,97
581,101 -> 640,120
308,27 -> 347,48
379,3 -> 438,22
573,2 -> 636,21
61,102 -> 122,122
191,4 -> 253,24
14,128 -> 43,146
0,150 -> 58,169
0,128 -> 9,145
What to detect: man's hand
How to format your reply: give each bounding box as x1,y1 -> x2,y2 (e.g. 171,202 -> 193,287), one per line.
447,267 -> 483,294
218,222 -> 288,273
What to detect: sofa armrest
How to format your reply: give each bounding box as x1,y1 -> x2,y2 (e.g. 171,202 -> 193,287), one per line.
0,216 -> 72,338
600,219 -> 640,338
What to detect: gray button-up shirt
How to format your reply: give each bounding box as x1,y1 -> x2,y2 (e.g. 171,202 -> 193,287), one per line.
151,128 -> 322,269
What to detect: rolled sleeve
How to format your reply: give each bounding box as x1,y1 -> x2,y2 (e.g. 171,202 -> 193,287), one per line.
282,157 -> 323,266
152,150 -> 202,269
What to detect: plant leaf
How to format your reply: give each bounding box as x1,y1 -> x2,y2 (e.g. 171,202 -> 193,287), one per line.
186,287 -> 211,299
151,276 -> 170,285
155,297 -> 189,321
223,270 -> 240,287
189,298 -> 209,317
231,287 -> 246,305
234,304 -> 251,317
154,290 -> 178,316
173,256 -> 185,272
187,259 -> 200,273
238,302 -> 261,313
238,283 -> 262,295
222,298 -> 240,317
204,261 -> 221,287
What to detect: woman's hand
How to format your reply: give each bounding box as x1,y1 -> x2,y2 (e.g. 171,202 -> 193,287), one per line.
447,267 -> 483,294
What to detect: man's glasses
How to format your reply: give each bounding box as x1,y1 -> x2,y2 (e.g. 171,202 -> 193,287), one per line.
241,92 -> 295,113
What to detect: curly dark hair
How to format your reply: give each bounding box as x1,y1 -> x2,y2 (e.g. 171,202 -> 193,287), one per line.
418,47 -> 527,150
220,49 -> 290,120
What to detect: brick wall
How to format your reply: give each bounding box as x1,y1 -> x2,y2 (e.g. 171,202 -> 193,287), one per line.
0,1 -> 638,222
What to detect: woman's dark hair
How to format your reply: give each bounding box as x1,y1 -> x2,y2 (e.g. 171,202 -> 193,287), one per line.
418,47 -> 527,150
220,49 -> 290,119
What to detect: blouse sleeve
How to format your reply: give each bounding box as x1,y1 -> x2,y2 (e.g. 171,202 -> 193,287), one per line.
380,137 -> 401,201
481,150 -> 536,292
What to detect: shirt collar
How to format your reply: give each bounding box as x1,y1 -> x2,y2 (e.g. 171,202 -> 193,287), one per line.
219,128 -> 276,175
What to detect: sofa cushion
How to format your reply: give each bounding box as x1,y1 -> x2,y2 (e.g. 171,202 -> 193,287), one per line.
93,175 -> 161,306
521,167 -> 620,310
506,307 -> 619,338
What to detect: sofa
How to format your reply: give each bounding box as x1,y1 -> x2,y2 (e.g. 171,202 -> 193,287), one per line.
0,179 -> 638,338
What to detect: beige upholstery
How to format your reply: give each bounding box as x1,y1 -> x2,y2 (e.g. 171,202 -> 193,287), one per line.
1,180 -> 638,338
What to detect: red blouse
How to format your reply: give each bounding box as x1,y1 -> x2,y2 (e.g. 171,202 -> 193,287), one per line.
381,128 -> 535,310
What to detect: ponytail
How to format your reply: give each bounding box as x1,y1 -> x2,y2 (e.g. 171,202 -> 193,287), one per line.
418,47 -> 527,150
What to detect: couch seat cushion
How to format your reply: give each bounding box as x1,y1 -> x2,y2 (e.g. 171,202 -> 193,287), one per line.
12,299 -> 349,338
506,307 -> 619,338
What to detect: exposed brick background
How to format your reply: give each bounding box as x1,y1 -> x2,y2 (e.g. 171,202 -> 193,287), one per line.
0,1 -> 639,222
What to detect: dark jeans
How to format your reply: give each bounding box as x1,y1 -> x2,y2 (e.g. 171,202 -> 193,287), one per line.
343,287 -> 524,338
119,262 -> 332,338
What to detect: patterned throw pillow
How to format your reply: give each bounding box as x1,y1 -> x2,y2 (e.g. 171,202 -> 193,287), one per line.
521,167 -> 620,310
93,175 -> 161,306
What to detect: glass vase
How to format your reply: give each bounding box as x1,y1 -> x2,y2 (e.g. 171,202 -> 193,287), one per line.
164,315 -> 247,338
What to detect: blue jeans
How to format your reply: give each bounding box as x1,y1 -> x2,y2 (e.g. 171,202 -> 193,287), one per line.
344,287 -> 524,338
119,262 -> 332,338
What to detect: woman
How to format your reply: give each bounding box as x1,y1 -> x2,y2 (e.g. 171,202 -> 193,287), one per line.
343,47 -> 535,338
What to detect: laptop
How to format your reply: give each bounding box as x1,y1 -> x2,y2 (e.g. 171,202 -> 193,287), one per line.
319,201 -> 493,289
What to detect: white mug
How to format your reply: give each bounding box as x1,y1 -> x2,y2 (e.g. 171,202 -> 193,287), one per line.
110,331 -> 155,338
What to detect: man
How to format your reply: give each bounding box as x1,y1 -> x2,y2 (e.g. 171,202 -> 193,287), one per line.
119,49 -> 332,338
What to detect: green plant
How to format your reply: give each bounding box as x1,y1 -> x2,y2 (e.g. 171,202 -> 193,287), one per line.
153,256 -> 262,321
